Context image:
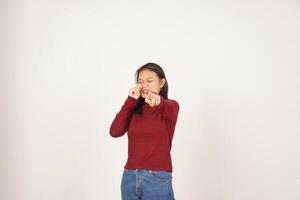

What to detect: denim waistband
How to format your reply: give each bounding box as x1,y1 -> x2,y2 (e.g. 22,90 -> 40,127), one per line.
124,169 -> 172,175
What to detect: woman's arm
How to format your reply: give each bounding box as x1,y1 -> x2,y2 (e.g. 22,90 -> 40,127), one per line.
109,96 -> 137,137
144,92 -> 179,122
154,96 -> 180,146
158,96 -> 180,122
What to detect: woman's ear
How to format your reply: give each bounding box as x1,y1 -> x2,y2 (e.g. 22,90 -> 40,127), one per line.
160,78 -> 166,89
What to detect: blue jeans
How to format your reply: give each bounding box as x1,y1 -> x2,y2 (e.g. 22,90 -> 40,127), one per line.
121,169 -> 175,200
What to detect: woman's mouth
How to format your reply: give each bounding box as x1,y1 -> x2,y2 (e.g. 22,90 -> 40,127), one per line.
141,88 -> 150,95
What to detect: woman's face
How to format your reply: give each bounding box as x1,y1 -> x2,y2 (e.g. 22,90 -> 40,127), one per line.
137,69 -> 165,98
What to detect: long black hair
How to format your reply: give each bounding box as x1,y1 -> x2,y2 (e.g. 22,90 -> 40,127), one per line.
132,62 -> 169,115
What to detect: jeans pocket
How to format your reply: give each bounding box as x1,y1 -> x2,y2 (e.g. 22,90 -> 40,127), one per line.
149,170 -> 172,182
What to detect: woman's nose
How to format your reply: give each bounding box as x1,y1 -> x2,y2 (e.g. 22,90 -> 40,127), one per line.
141,83 -> 148,88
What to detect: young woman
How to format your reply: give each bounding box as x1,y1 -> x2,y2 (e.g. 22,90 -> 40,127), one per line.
109,62 -> 179,200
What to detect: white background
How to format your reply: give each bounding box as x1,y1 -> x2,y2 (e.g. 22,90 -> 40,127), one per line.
1,0 -> 300,199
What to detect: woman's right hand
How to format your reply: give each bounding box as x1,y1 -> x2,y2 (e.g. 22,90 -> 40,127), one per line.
129,85 -> 141,99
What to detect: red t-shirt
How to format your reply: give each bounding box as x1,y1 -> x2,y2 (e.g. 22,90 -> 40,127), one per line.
110,95 -> 179,172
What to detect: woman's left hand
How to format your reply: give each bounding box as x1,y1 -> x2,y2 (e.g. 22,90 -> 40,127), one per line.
145,91 -> 161,107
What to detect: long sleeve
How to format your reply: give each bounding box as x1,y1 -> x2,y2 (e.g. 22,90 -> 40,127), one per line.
148,96 -> 180,147
154,96 -> 180,122
109,96 -> 137,137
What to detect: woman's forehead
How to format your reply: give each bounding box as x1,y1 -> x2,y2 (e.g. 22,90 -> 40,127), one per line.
138,70 -> 158,79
